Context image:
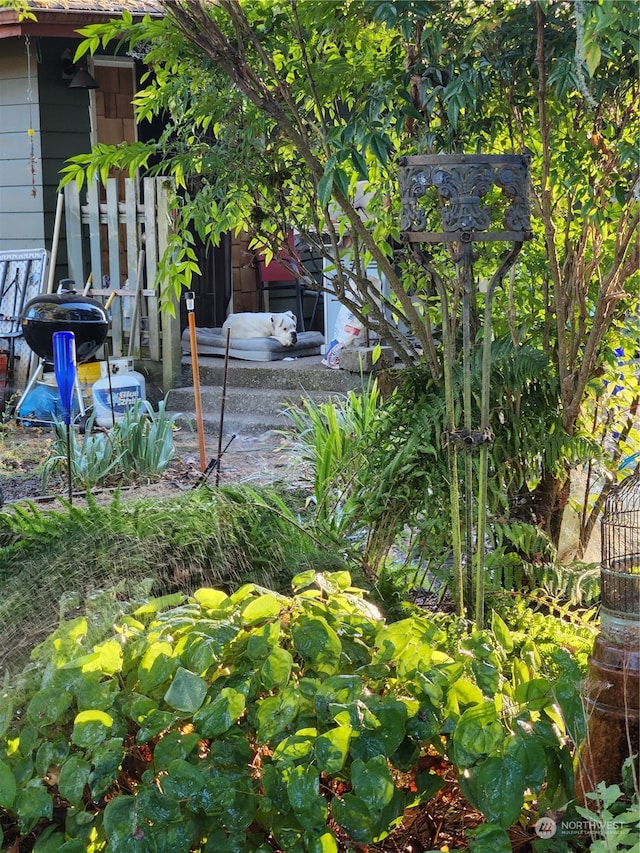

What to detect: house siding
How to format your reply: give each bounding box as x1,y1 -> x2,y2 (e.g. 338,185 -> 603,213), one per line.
0,36 -> 96,286
0,38 -> 44,252
38,37 -> 93,285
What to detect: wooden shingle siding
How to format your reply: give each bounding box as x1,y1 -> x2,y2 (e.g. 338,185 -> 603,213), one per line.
0,39 -> 44,251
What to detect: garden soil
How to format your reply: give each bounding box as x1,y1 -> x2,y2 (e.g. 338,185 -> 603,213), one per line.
0,422 -> 310,507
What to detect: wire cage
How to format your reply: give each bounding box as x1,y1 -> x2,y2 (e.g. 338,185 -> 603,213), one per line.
601,465 -> 640,621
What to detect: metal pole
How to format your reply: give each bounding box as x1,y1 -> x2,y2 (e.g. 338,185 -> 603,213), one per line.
185,291 -> 207,471
474,242 -> 523,628
421,251 -> 465,619
458,241 -> 476,611
66,423 -> 73,504
215,329 -> 232,487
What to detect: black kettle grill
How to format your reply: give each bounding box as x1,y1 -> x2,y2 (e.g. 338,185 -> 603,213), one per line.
21,293 -> 109,363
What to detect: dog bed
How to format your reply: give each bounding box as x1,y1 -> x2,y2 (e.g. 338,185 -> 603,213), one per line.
182,327 -> 324,361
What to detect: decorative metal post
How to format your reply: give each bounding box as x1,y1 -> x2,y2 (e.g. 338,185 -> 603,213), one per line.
398,153 -> 533,625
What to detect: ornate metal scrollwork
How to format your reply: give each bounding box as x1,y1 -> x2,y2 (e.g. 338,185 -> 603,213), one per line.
398,153 -> 532,242
445,427 -> 495,450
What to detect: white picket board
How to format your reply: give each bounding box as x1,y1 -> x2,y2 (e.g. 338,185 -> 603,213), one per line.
61,176 -> 173,369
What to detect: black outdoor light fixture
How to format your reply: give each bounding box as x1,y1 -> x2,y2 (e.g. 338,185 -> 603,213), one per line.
68,64 -> 100,90
398,152 -> 533,626
61,49 -> 99,89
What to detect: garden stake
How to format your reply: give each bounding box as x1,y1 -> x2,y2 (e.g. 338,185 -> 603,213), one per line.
474,242 -> 523,627
193,433 -> 236,488
185,291 -> 207,471
426,258 -> 465,619
127,250 -> 145,359
101,292 -> 120,426
215,328 -> 232,487
102,339 -> 117,429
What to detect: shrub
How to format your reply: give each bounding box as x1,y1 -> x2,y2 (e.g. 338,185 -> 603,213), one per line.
0,572 -> 588,852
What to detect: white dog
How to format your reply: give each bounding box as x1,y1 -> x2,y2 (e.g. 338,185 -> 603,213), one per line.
222,311 -> 298,346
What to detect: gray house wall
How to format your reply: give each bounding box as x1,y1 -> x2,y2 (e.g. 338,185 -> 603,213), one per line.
0,37 -> 92,285
38,37 -> 92,287
0,38 -> 44,252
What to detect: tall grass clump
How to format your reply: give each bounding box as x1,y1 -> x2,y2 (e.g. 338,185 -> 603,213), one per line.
285,375 -> 448,576
285,379 -> 381,536
40,397 -> 180,492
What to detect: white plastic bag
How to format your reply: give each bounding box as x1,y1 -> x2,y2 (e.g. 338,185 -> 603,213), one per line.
322,305 -> 364,369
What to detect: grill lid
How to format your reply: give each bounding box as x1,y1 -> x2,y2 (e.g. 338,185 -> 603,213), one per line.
21,293 -> 109,363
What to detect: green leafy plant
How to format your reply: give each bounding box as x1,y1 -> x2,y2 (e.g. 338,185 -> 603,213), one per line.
0,572 -> 588,852
284,379 -> 381,532
40,397 -> 181,492
114,396 -> 182,479
575,777 -> 640,853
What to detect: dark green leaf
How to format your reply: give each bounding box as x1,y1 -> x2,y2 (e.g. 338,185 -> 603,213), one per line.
194,687 -> 245,737
287,764 -> 328,830
473,756 -> 526,828
332,793 -> 372,843
137,641 -> 178,694
369,133 -> 389,165
272,730 -> 316,765
88,738 -> 125,799
257,687 -> 301,742
352,756 -> 394,811
291,617 -> 341,676
468,823 -> 513,853
261,647 -> 293,690
102,795 -> 135,849
350,150 -> 369,181
453,702 -> 504,769
0,760 -> 16,809
315,725 -> 351,774
333,167 -> 350,198
514,678 -> 554,710
58,756 -> 90,805
26,688 -> 73,728
304,830 -> 339,853
164,667 -> 208,713
32,825 -> 64,853
318,172 -> 333,209
162,758 -> 206,800
152,730 -> 200,771
15,783 -> 53,834
504,731 -> 546,791
71,710 -> 114,750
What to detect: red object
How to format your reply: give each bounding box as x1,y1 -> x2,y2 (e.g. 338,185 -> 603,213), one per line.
0,351 -> 7,402
257,232 -> 299,282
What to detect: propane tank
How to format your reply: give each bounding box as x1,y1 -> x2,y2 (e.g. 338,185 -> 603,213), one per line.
91,370 -> 146,428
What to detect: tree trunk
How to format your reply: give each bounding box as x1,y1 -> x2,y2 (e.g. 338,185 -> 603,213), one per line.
531,470 -> 571,548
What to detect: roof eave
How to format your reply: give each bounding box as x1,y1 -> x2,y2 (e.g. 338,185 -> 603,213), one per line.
0,6 -> 162,40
